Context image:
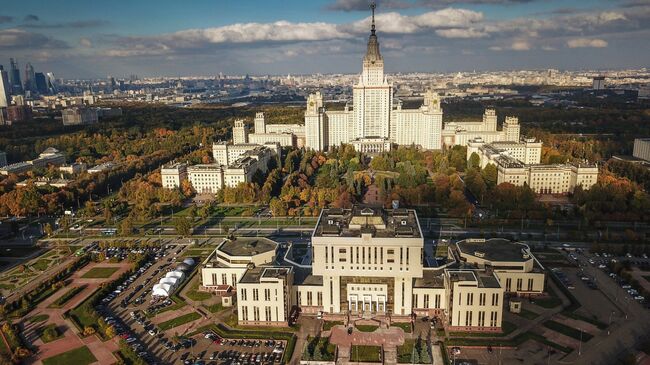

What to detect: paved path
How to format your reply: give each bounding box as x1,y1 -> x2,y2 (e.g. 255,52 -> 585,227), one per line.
20,261 -> 131,364
329,326 -> 405,365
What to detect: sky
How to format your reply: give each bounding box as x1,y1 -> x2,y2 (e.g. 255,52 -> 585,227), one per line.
0,0 -> 649,78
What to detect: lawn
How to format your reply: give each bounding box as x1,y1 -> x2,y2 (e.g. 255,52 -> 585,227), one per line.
397,338 -> 431,364
69,288 -> 102,330
81,267 -> 119,278
543,320 -> 593,342
350,345 -> 382,362
302,336 -> 336,361
42,346 -> 97,365
50,286 -> 86,308
517,308 -> 540,320
32,259 -> 52,271
27,314 -> 50,323
185,279 -> 212,301
356,324 -> 379,332
323,320 -> 343,331
391,322 -> 413,333
534,286 -> 563,309
157,312 -> 201,331
204,303 -> 226,313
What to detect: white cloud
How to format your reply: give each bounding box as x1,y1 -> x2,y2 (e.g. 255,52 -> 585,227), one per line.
79,37 -> 93,48
436,28 -> 487,38
0,28 -> 67,49
511,40 -> 531,50
566,38 -> 608,48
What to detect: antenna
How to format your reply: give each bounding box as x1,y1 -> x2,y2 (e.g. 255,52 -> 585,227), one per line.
370,1 -> 376,34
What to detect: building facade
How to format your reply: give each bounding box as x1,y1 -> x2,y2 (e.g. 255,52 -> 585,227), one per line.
161,162 -> 188,189
62,107 -> 98,126
442,110 -> 521,147
633,138 -> 650,162
469,138 -> 598,194
199,206 -> 545,332
467,138 -> 542,168
303,8 -> 443,152
168,144 -> 277,194
233,120 -> 249,144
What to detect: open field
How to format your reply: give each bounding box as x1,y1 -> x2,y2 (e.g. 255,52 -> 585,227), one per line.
80,266 -> 119,278
42,346 -> 97,365
157,311 -> 201,331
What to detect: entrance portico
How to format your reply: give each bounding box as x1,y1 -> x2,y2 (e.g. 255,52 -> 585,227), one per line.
347,283 -> 388,315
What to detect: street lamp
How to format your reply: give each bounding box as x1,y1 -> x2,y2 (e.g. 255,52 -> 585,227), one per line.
578,328 -> 582,356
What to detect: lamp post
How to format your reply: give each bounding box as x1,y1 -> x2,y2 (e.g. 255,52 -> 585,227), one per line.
607,310 -> 614,335
578,328 -> 582,356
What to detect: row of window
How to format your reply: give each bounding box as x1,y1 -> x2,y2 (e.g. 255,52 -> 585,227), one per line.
296,291 -> 323,306
457,292 -> 500,307
241,305 -> 277,322
505,278 -> 535,292
241,288 -> 275,302
457,310 -> 499,327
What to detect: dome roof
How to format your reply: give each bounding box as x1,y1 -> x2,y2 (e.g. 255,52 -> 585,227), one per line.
176,263 -> 191,271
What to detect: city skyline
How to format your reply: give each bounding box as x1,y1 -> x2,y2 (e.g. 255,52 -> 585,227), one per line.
1,0 -> 649,78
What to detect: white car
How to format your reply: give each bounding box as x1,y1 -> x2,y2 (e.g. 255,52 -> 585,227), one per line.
634,296 -> 645,301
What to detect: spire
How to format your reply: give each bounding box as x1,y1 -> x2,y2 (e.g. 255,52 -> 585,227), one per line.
370,1 -> 376,35
364,1 -> 382,63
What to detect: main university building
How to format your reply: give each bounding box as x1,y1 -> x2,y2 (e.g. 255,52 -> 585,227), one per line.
303,7 -> 520,153
161,5 -> 598,195
201,206 -> 546,332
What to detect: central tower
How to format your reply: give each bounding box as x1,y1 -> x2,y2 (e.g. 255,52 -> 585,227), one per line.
353,2 -> 393,140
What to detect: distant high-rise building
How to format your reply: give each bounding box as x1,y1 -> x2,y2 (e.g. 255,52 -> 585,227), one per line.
46,72 -> 57,94
592,76 -> 605,90
34,72 -> 48,94
9,58 -> 23,95
0,70 -> 10,108
232,120 -> 249,144
108,76 -> 116,90
24,62 -> 35,93
304,3 -> 442,152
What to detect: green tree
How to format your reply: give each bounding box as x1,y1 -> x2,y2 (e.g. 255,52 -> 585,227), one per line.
468,152 -> 481,170
43,223 -> 53,237
481,163 -> 498,189
119,218 -> 133,236
172,217 -> 192,237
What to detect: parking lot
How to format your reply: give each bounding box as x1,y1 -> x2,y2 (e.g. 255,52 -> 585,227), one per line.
95,243 -> 188,364
176,333 -> 287,365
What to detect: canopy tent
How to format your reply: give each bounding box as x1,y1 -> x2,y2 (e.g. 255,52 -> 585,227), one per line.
165,270 -> 185,280
152,283 -> 173,297
176,263 -> 191,272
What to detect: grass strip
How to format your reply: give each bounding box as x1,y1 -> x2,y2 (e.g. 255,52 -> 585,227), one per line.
157,312 -> 201,331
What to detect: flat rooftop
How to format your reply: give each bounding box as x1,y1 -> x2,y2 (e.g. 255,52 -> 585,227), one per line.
456,238 -> 532,263
414,269 -> 445,288
447,270 -> 501,289
219,237 -> 277,257
314,206 -> 422,238
240,266 -> 291,284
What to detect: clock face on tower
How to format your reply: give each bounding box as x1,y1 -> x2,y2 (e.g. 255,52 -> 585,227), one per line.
309,101 -> 314,107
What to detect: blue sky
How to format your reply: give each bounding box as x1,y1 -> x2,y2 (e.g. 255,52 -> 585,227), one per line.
0,0 -> 648,78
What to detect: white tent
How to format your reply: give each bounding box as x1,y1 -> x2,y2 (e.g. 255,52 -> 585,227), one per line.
176,263 -> 191,272
152,283 -> 172,297
165,271 -> 185,280
159,277 -> 179,286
